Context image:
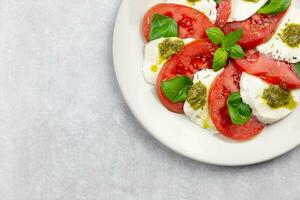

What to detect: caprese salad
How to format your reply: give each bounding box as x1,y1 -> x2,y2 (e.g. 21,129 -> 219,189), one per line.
141,0 -> 300,141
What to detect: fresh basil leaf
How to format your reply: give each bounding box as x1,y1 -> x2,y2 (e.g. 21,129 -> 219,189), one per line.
228,44 -> 245,59
213,48 -> 228,72
227,92 -> 252,125
222,29 -> 243,48
161,76 -> 193,103
228,92 -> 242,107
237,104 -> 252,118
258,0 -> 291,15
149,14 -> 178,41
206,27 -> 225,45
295,63 -> 300,77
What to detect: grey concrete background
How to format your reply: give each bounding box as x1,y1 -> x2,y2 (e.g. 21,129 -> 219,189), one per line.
0,0 -> 299,199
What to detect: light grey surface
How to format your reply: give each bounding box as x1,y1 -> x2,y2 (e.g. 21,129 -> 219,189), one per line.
0,0 -> 299,199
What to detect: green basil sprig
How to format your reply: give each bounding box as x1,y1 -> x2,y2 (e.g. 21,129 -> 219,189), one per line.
295,63 -> 300,77
212,48 -> 228,72
205,27 -> 224,45
258,0 -> 291,15
227,92 -> 252,125
206,27 -> 244,72
161,76 -> 193,103
150,14 -> 178,41
222,29 -> 243,48
227,44 -> 245,59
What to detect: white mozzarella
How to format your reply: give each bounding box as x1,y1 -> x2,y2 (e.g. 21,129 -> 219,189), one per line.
257,7 -> 300,64
167,0 -> 217,23
184,69 -> 222,132
240,73 -> 300,124
143,37 -> 194,84
228,0 -> 268,22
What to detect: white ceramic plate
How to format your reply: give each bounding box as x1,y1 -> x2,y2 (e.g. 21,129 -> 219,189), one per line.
113,0 -> 300,166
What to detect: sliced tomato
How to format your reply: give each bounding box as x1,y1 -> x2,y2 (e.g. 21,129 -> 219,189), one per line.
222,12 -> 286,49
233,50 -> 300,90
156,39 -> 217,113
142,3 -> 214,42
215,0 -> 231,28
209,63 -> 265,140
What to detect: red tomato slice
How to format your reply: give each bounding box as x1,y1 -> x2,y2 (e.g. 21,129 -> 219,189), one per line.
233,50 -> 300,90
215,0 -> 231,28
142,3 -> 214,42
222,12 -> 286,49
209,63 -> 265,140
156,39 -> 217,113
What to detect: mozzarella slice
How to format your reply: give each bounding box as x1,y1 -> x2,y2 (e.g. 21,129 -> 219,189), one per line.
184,69 -> 222,133
240,73 -> 300,124
143,37 -> 194,84
257,7 -> 300,64
228,0 -> 268,22
167,0 -> 217,23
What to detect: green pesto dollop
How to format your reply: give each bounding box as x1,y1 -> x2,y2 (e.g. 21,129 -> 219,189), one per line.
243,0 -> 260,2
262,85 -> 298,110
187,0 -> 201,3
159,38 -> 184,60
279,23 -> 300,48
187,81 -> 207,110
150,65 -> 158,72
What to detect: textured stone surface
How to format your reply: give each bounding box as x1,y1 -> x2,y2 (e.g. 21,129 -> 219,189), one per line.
0,0 -> 299,199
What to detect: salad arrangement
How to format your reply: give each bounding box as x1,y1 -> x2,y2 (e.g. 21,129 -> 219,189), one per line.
141,0 -> 300,141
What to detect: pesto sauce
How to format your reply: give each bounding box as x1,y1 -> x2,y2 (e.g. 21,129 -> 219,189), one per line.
262,85 -> 298,110
243,0 -> 260,2
202,118 -> 211,129
187,0 -> 201,3
159,38 -> 184,60
279,23 -> 300,48
150,65 -> 158,72
187,81 -> 207,110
